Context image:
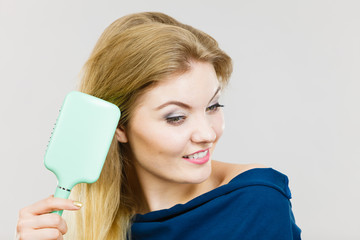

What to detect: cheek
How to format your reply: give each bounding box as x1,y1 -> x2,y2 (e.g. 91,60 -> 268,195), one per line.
153,128 -> 188,155
129,121 -> 188,159
212,111 -> 225,140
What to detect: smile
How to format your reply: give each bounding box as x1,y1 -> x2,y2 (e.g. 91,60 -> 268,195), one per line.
183,150 -> 209,159
183,149 -> 210,165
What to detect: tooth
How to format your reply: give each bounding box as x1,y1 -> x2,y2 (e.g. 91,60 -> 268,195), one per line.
184,150 -> 208,159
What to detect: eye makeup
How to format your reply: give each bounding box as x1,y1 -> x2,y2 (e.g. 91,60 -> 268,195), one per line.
206,103 -> 224,112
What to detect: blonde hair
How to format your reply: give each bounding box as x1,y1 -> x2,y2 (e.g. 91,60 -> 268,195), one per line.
64,12 -> 232,239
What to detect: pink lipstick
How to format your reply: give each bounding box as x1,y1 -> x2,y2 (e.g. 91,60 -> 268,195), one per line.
182,149 -> 210,165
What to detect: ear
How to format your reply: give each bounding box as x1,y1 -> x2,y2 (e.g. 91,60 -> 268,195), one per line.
115,126 -> 128,143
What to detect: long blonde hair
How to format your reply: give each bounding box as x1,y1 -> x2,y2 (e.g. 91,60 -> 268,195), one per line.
64,12 -> 233,239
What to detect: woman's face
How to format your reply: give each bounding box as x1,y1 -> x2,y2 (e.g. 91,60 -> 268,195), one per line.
117,61 -> 224,185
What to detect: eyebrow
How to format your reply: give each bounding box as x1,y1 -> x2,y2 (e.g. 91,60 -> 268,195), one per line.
155,86 -> 221,110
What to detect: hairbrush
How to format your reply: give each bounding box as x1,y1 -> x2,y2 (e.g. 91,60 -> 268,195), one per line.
44,91 -> 121,215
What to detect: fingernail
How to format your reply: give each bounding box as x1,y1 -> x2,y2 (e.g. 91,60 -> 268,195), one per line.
73,201 -> 83,208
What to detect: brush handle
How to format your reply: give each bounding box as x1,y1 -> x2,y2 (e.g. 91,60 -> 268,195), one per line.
53,185 -> 71,216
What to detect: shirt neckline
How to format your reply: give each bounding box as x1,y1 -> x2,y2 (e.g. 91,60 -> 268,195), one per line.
133,167 -> 285,222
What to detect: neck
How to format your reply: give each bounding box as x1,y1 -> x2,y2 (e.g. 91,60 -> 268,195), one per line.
144,182 -> 197,212
131,165 -> 218,214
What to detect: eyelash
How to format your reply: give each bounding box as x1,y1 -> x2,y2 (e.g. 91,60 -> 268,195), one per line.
166,116 -> 186,125
206,103 -> 224,112
165,103 -> 224,126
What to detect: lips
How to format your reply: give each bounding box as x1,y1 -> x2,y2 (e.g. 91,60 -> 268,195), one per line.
182,149 -> 210,165
183,150 -> 209,159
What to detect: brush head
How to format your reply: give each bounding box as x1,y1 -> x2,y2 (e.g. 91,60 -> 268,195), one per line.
44,91 -> 121,190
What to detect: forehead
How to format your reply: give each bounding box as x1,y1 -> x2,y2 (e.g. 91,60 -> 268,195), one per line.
141,61 -> 220,106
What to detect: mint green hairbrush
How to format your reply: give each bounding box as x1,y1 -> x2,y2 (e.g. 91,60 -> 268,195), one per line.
44,91 -> 121,215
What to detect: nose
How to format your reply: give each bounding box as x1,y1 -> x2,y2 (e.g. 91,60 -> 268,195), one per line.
190,116 -> 217,144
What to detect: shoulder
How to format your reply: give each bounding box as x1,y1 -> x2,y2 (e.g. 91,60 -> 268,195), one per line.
210,161 -> 301,238
211,160 -> 267,186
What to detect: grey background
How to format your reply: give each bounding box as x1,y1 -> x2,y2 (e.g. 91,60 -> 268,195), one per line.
1,0 -> 359,239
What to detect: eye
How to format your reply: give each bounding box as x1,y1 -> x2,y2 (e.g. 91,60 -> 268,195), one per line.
166,115 -> 186,126
206,103 -> 224,112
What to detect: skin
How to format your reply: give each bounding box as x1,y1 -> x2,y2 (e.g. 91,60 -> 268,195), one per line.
116,61 -> 263,212
16,196 -> 81,240
16,60 -> 263,238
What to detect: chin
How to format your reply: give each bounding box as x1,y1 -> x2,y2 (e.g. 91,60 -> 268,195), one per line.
181,164 -> 212,184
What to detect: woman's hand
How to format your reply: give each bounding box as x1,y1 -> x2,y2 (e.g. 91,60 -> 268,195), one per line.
16,195 -> 82,240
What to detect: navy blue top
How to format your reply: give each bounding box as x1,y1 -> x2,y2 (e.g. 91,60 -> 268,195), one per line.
130,168 -> 301,240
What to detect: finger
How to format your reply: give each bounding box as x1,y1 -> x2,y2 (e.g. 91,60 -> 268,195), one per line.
29,213 -> 68,235
17,213 -> 68,235
25,196 -> 81,216
19,228 -> 63,240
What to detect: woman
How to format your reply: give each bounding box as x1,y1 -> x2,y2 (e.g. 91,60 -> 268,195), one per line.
16,12 -> 301,239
